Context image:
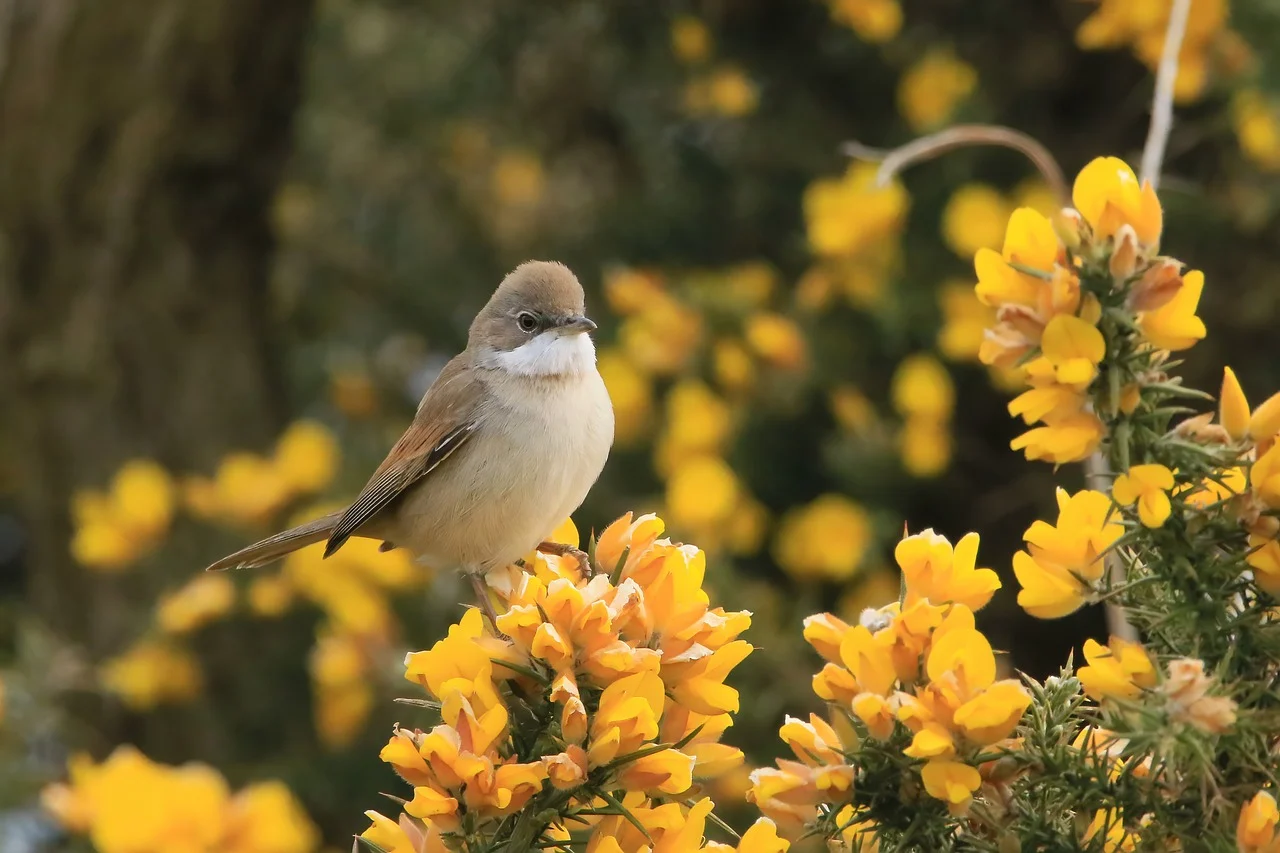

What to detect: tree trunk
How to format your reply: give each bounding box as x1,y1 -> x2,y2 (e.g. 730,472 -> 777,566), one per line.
0,0 -> 313,649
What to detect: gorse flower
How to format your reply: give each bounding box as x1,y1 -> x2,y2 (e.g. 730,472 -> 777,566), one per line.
1012,488 -> 1122,619
71,459 -> 175,571
361,513 -> 771,850
42,746 -> 318,853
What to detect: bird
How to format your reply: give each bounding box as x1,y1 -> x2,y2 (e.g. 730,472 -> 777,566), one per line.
205,260 -> 615,626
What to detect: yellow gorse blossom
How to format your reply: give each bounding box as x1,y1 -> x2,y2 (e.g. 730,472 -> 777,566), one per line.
99,640 -> 202,711
897,49 -> 977,132
1077,636 -> 1157,701
1013,488 -> 1123,619
366,513 -> 759,846
71,459 -> 175,572
42,746 -> 318,853
773,494 -> 872,581
185,420 -> 339,527
754,527 -> 1029,824
1112,463 -> 1176,527
1238,791 -> 1280,853
825,0 -> 902,43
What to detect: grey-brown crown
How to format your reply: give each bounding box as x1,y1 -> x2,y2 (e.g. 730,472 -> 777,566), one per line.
469,261 -> 589,352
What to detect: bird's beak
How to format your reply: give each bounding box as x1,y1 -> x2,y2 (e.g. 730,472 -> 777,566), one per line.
558,315 -> 597,335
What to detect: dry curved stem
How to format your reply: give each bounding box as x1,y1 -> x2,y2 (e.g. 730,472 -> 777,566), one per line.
842,124 -> 1069,206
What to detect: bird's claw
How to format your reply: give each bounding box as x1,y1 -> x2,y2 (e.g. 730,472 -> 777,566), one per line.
536,541 -> 594,577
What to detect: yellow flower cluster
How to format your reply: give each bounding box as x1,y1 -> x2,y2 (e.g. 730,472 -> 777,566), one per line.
749,527 -> 1027,835
1233,89 -> 1280,172
1075,0 -> 1234,102
42,745 -> 318,853
99,640 -> 203,711
185,420 -> 339,527
890,353 -> 955,477
802,163 -> 908,310
773,494 -> 872,582
670,15 -> 758,118
71,460 -> 175,572
977,156 -> 1206,464
825,0 -> 902,44
897,49 -> 977,132
364,513 -> 776,850
602,265 -> 797,554
1078,639 -> 1237,734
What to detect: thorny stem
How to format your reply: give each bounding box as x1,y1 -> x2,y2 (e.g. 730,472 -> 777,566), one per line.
842,124 -> 1069,205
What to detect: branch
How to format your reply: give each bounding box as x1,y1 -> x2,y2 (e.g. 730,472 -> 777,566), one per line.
1139,0 -> 1193,189
1101,0 -> 1192,644
843,124 -> 1069,206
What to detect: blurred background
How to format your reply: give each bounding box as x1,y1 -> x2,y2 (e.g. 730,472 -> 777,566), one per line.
2,0 -> 1280,848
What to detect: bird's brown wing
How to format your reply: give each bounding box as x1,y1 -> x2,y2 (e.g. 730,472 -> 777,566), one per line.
323,354 -> 483,558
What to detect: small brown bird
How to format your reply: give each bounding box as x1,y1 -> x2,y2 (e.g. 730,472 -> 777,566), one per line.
206,261 -> 615,623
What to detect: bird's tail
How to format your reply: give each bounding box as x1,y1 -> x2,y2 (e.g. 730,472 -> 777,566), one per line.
204,510 -> 343,572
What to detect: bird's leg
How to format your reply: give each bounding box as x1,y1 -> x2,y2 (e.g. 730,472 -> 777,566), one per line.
468,572 -> 502,634
536,540 -> 593,577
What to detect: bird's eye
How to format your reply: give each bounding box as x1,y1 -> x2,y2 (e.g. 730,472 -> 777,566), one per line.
516,312 -> 538,332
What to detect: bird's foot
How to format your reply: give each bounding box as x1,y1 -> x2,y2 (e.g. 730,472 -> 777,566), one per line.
536,541 -> 593,577
468,573 -> 505,636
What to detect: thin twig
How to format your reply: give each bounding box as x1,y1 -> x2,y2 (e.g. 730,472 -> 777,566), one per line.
843,124 -> 1069,205
1139,0 -> 1193,189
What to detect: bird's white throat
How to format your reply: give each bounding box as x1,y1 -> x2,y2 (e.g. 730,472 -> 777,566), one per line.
490,331 -> 597,377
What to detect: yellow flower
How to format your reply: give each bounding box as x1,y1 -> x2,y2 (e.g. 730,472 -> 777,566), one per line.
1009,411 -> 1105,465
937,280 -> 997,362
156,573 -> 236,635
273,420 -> 339,494
1252,443 -> 1280,510
595,512 -> 667,578
730,818 -> 791,853
745,313 -> 807,371
1238,791 -> 1280,853
830,385 -> 877,434
1071,156 -> 1162,247
588,671 -> 665,766
891,354 -> 955,421
897,50 -> 977,132
713,339 -> 757,394
491,150 -> 545,206
619,293 -> 703,376
686,66 -> 759,117
1112,463 -> 1175,527
827,0 -> 902,43
942,184 -> 1011,258
670,15 -> 712,64
598,349 -> 653,446
779,713 -> 847,766
223,780 -> 320,853
953,680 -> 1032,744
100,641 -> 202,710
773,494 -> 872,581
655,379 -> 732,475
1013,488 -> 1123,618
1035,314 -> 1106,391
1139,269 -> 1206,351
1077,636 -> 1156,701
360,810 -> 446,853
248,574 -> 295,617
706,65 -> 758,117
665,455 -> 741,531
804,162 -> 909,259
920,759 -> 981,814
895,529 -> 1000,612
70,460 -> 175,571
42,747 -> 231,853
1218,366 -> 1280,443
615,748 -> 696,795
899,416 -> 952,478
604,267 -> 665,315
1082,808 -> 1139,853
1246,534 -> 1280,596
834,806 -> 881,852
1234,89 -> 1280,172
404,607 -> 504,718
